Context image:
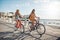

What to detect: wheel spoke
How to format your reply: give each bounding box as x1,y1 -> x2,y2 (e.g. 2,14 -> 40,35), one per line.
37,24 -> 46,35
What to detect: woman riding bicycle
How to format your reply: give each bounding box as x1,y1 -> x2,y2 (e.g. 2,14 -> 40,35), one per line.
29,9 -> 37,30
15,9 -> 22,29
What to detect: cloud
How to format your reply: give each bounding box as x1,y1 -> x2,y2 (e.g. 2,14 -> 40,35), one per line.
50,0 -> 60,2
40,0 -> 49,2
34,0 -> 60,19
27,2 -> 31,6
22,2 -> 31,7
33,0 -> 49,3
33,0 -> 40,3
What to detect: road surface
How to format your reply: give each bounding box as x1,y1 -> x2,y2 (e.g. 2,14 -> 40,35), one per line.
0,21 -> 60,40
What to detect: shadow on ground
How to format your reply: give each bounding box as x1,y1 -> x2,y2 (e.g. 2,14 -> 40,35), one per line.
56,37 -> 60,40
0,37 -> 14,40
0,32 -> 14,40
0,32 -> 41,40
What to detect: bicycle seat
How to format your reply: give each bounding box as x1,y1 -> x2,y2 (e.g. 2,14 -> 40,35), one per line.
29,21 -> 32,24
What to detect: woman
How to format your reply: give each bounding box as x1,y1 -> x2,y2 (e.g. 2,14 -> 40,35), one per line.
29,9 -> 37,25
29,9 -> 37,31
15,9 -> 22,29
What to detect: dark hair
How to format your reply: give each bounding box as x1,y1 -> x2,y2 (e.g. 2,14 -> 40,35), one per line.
16,9 -> 19,12
32,9 -> 35,12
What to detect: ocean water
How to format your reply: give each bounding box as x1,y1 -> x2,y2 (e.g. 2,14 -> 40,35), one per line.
40,19 -> 60,26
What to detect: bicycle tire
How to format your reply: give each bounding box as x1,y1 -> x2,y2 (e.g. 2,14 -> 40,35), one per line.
27,23 -> 42,38
36,23 -> 46,35
21,24 -> 25,33
29,29 -> 42,38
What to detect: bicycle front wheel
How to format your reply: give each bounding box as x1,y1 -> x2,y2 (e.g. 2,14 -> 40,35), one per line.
37,23 -> 46,35
20,24 -> 25,33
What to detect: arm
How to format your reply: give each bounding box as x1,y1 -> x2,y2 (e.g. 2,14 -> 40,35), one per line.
19,13 -> 22,18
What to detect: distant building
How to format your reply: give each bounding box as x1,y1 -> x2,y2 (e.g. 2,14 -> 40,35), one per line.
0,12 -> 14,18
0,12 -> 1,18
0,12 -> 14,23
8,12 -> 14,18
0,12 -> 5,18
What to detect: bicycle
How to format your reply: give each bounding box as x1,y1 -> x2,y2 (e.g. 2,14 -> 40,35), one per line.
14,17 -> 46,39
21,17 -> 46,38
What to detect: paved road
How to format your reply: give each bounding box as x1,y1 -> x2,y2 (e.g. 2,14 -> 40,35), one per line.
0,21 -> 60,40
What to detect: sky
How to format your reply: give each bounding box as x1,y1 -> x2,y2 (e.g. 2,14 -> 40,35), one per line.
0,0 -> 60,19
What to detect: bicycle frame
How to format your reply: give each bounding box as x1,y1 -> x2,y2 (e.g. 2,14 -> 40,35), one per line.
29,20 -> 40,31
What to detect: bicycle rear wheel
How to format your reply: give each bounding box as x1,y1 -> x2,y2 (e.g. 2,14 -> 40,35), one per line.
30,29 -> 41,38
37,23 -> 46,35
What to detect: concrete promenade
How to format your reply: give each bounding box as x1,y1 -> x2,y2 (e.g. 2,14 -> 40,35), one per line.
0,20 -> 60,40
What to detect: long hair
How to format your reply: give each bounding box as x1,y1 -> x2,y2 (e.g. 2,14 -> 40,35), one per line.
31,9 -> 35,14
15,9 -> 22,18
29,9 -> 35,18
15,9 -> 20,15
